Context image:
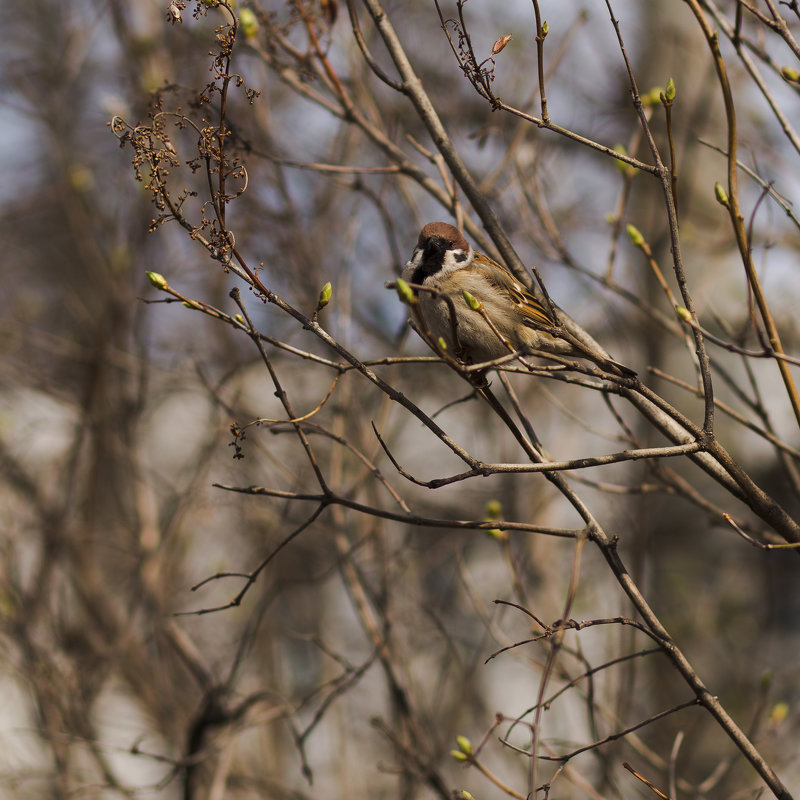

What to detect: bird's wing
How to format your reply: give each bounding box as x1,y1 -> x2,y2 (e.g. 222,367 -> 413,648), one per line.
472,252 -> 555,328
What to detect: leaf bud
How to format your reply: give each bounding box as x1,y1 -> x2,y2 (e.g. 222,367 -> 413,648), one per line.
768,702 -> 789,725
239,8 -> 259,38
317,281 -> 332,309
485,500 -> 502,519
395,278 -> 416,305
492,34 -> 512,54
146,271 -> 168,289
626,224 -> 645,247
462,290 -> 481,311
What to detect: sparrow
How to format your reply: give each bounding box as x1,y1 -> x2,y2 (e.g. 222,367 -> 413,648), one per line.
400,221 -> 634,377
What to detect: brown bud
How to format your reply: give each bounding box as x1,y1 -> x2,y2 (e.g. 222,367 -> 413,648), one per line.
492,34 -> 512,55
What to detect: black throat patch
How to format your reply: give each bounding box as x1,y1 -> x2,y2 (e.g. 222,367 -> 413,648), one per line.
410,235 -> 450,285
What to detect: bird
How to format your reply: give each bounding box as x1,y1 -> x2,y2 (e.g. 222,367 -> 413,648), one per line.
400,221 -> 634,377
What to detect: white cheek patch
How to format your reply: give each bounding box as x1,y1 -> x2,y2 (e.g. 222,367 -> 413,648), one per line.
436,247 -> 473,279
405,248 -> 423,271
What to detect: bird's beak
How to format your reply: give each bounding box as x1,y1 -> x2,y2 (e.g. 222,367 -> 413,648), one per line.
422,236 -> 446,262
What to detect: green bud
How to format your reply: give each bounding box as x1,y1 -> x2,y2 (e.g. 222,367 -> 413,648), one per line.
146,271 -> 168,289
395,278 -> 416,305
462,290 -> 481,311
437,337 -> 448,351
664,77 -> 676,101
182,301 -> 193,308
675,306 -> 692,323
541,20 -> 548,35
456,792 -> 475,800
642,87 -> 663,107
769,702 -> 789,725
612,144 -> 629,173
781,66 -> 800,83
318,281 -> 332,309
714,182 -> 729,207
626,224 -> 645,247
450,750 -> 469,762
486,528 -> 508,541
456,735 -> 473,755
239,8 -> 259,38
234,313 -> 245,325
485,499 -> 502,519
612,145 -> 638,178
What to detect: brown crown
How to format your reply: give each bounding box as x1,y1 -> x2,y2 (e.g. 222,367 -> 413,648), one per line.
417,221 -> 469,252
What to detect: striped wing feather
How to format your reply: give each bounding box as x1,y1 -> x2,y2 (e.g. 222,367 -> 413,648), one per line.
472,252 -> 555,328
507,284 -> 554,328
